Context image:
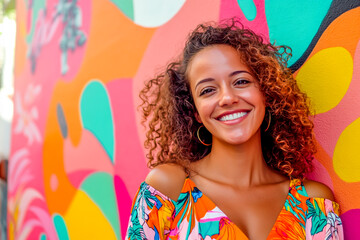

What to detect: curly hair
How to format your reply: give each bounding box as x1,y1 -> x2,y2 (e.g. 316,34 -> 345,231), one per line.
140,19 -> 316,179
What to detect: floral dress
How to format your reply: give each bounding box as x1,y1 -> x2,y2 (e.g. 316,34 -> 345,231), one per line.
126,178 -> 343,239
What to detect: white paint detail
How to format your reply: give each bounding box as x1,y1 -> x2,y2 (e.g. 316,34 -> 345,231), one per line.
133,0 -> 186,28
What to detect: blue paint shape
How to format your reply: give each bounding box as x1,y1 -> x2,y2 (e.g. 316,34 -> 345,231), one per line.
53,214 -> 70,240
266,0 -> 332,66
237,0 -> 257,21
80,172 -> 120,240
56,103 -> 68,139
80,80 -> 115,163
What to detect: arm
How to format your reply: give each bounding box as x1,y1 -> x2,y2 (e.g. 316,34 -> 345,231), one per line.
303,180 -> 335,201
126,164 -> 186,240
303,180 -> 343,239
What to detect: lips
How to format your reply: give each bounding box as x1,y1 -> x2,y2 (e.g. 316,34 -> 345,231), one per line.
216,110 -> 250,122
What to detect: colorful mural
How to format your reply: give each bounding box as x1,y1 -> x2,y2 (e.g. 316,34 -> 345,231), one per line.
10,0 -> 360,239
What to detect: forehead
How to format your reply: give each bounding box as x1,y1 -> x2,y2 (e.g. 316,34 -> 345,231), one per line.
187,44 -> 250,79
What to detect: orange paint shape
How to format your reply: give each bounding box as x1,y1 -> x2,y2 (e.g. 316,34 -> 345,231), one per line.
52,81 -> 84,145
75,0 -> 156,82
314,7 -> 360,56
42,79 -> 106,214
42,81 -> 89,214
43,125 -> 76,215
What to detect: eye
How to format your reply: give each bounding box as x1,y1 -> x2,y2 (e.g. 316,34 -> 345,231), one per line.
234,79 -> 250,86
199,87 -> 215,96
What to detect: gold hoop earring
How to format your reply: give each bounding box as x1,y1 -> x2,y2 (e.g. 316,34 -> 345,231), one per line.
265,112 -> 271,132
197,125 -> 211,146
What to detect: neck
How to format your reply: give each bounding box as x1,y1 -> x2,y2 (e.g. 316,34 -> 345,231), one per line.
194,130 -> 276,188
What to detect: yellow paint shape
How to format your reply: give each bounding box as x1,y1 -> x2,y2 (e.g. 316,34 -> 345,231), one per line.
296,47 -> 353,114
64,190 -> 117,240
333,117 -> 360,182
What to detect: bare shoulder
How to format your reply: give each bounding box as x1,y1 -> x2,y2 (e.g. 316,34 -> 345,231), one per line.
303,179 -> 335,201
145,163 -> 187,200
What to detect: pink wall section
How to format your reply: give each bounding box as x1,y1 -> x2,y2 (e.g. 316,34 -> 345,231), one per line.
9,0 -> 360,239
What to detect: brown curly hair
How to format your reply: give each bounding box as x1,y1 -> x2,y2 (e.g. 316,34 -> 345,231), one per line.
140,19 -> 316,179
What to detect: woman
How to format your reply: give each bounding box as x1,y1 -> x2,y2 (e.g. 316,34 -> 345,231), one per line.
126,20 -> 343,239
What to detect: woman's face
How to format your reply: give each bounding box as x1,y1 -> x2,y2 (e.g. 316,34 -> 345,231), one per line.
188,44 -> 266,146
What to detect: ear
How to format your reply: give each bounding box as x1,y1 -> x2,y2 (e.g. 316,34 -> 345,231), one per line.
195,112 -> 202,123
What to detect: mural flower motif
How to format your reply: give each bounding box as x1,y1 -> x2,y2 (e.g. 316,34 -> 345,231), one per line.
8,148 -> 57,240
27,0 -> 86,75
56,0 -> 87,75
13,84 -> 42,145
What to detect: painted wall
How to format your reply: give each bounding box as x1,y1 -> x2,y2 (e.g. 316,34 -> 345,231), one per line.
9,0 -> 360,239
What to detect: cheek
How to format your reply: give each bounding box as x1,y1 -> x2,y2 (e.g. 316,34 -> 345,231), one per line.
260,96 -> 266,112
194,101 -> 212,123
253,89 -> 266,109
259,96 -> 266,109
192,99 -> 204,123
258,99 -> 266,117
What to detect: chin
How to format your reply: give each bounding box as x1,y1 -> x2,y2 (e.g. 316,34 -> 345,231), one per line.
228,139 -> 250,146
222,131 -> 260,146
219,136 -> 251,146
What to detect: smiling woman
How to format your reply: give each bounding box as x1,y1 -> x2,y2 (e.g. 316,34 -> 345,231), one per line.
126,19 -> 343,239
188,44 -> 266,148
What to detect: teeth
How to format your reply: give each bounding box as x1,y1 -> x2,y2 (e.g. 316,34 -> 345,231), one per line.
219,112 -> 248,121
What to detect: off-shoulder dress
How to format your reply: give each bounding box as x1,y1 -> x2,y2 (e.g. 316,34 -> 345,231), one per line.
126,178 -> 343,239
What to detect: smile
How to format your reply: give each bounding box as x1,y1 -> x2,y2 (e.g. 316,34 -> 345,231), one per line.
218,111 -> 248,121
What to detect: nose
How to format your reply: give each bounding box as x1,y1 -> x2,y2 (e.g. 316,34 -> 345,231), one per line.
218,87 -> 238,107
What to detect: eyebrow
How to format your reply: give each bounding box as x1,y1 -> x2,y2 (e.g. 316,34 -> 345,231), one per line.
195,70 -> 251,90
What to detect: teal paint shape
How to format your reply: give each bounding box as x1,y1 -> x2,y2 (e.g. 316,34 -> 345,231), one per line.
80,172 -> 120,240
26,0 -> 46,44
237,0 -> 257,21
53,214 -> 70,240
110,0 -> 134,20
80,80 -> 115,163
266,0 -> 332,66
39,233 -> 47,240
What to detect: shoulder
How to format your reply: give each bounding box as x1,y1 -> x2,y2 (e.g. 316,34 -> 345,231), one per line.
145,163 -> 187,201
303,179 -> 335,201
